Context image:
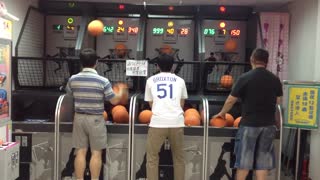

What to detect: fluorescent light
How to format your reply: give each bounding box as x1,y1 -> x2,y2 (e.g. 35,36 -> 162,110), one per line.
3,10 -> 19,21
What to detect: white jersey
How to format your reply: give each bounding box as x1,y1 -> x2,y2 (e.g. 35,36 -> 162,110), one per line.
144,72 -> 188,128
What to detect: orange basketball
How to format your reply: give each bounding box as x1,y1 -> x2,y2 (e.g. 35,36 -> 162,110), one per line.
210,117 -> 227,127
0,139 -> 3,146
184,108 -> 201,119
112,105 -> 127,115
103,111 -> 108,121
224,39 -> 238,52
225,113 -> 235,127
113,109 -> 129,123
234,116 -> 242,127
220,75 -> 233,88
115,43 -> 127,58
184,114 -> 201,126
88,20 -> 104,36
160,44 -> 173,55
139,110 -> 153,124
112,83 -> 129,105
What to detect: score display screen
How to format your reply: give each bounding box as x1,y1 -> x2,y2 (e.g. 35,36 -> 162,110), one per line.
204,28 -> 215,36
230,29 -> 241,37
203,28 -> 241,37
53,24 -> 63,31
128,27 -> 139,34
152,27 -> 190,37
178,28 -> 189,36
166,28 -> 175,35
218,29 -> 227,35
103,26 -> 114,34
117,26 -> 125,33
153,27 -> 164,35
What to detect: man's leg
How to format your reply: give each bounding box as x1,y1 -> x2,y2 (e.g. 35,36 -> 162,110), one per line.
87,115 -> 108,180
234,127 -> 260,180
255,170 -> 268,180
168,128 -> 185,180
255,126 -> 277,180
74,148 -> 88,180
72,113 -> 89,180
90,150 -> 102,180
146,128 -> 168,180
236,169 -> 249,180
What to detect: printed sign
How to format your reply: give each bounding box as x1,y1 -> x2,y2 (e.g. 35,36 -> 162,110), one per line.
0,17 -> 12,40
126,60 -> 148,77
285,85 -> 320,129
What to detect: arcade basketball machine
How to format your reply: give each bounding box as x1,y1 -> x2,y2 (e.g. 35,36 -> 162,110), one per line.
0,12 -> 20,180
198,6 -> 282,180
43,2 -> 145,180
131,5 -> 208,180
9,1 -> 95,179
93,3 -> 145,180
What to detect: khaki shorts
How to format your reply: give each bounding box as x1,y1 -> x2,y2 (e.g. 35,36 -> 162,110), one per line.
72,112 -> 107,151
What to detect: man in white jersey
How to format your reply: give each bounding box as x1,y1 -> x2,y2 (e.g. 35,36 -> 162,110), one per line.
144,54 -> 188,180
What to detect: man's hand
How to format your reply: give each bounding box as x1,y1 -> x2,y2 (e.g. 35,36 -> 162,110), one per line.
212,112 -> 226,120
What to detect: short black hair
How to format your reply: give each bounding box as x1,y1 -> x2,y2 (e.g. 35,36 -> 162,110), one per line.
251,48 -> 269,64
80,48 -> 97,67
156,54 -> 174,72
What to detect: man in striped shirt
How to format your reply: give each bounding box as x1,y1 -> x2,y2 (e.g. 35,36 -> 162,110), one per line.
66,48 -> 126,180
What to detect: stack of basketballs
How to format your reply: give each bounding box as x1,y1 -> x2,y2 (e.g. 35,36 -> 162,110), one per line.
210,114 -> 241,128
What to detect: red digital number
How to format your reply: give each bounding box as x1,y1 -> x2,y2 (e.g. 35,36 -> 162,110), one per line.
179,28 -> 189,35
128,27 -> 139,34
231,29 -> 241,36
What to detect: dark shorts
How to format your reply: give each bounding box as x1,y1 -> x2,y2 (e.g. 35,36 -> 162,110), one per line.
72,112 -> 107,151
234,125 -> 276,170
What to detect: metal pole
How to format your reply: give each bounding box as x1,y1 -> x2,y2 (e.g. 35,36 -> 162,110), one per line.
129,94 -> 139,180
295,129 -> 301,180
277,105 -> 283,180
200,96 -> 207,180
54,95 -> 65,180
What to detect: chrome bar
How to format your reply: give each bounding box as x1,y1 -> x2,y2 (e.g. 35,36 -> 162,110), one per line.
200,95 -> 209,180
130,93 -> 139,180
277,104 -> 283,180
295,129 -> 301,180
54,94 -> 65,180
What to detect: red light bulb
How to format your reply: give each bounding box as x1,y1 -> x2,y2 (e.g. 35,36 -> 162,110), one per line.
219,6 -> 226,13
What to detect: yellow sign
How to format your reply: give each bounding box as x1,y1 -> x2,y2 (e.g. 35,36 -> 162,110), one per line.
0,17 -> 12,40
287,87 -> 318,128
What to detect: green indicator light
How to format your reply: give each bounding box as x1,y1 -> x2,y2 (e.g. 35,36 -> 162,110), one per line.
67,17 -> 74,24
68,2 -> 75,8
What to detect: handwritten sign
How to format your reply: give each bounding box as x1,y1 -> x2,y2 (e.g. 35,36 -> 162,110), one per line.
126,60 -> 148,77
0,17 -> 12,40
285,85 -> 320,129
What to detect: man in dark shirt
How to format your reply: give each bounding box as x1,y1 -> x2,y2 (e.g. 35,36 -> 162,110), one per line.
213,48 -> 283,180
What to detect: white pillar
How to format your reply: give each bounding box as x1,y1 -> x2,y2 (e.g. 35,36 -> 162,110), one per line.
309,0 -> 320,179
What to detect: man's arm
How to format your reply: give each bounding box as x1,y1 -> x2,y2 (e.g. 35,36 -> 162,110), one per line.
277,96 -> 282,105
148,101 -> 153,108
109,88 -> 126,105
106,83 -> 128,105
180,99 -> 185,108
213,95 -> 238,119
